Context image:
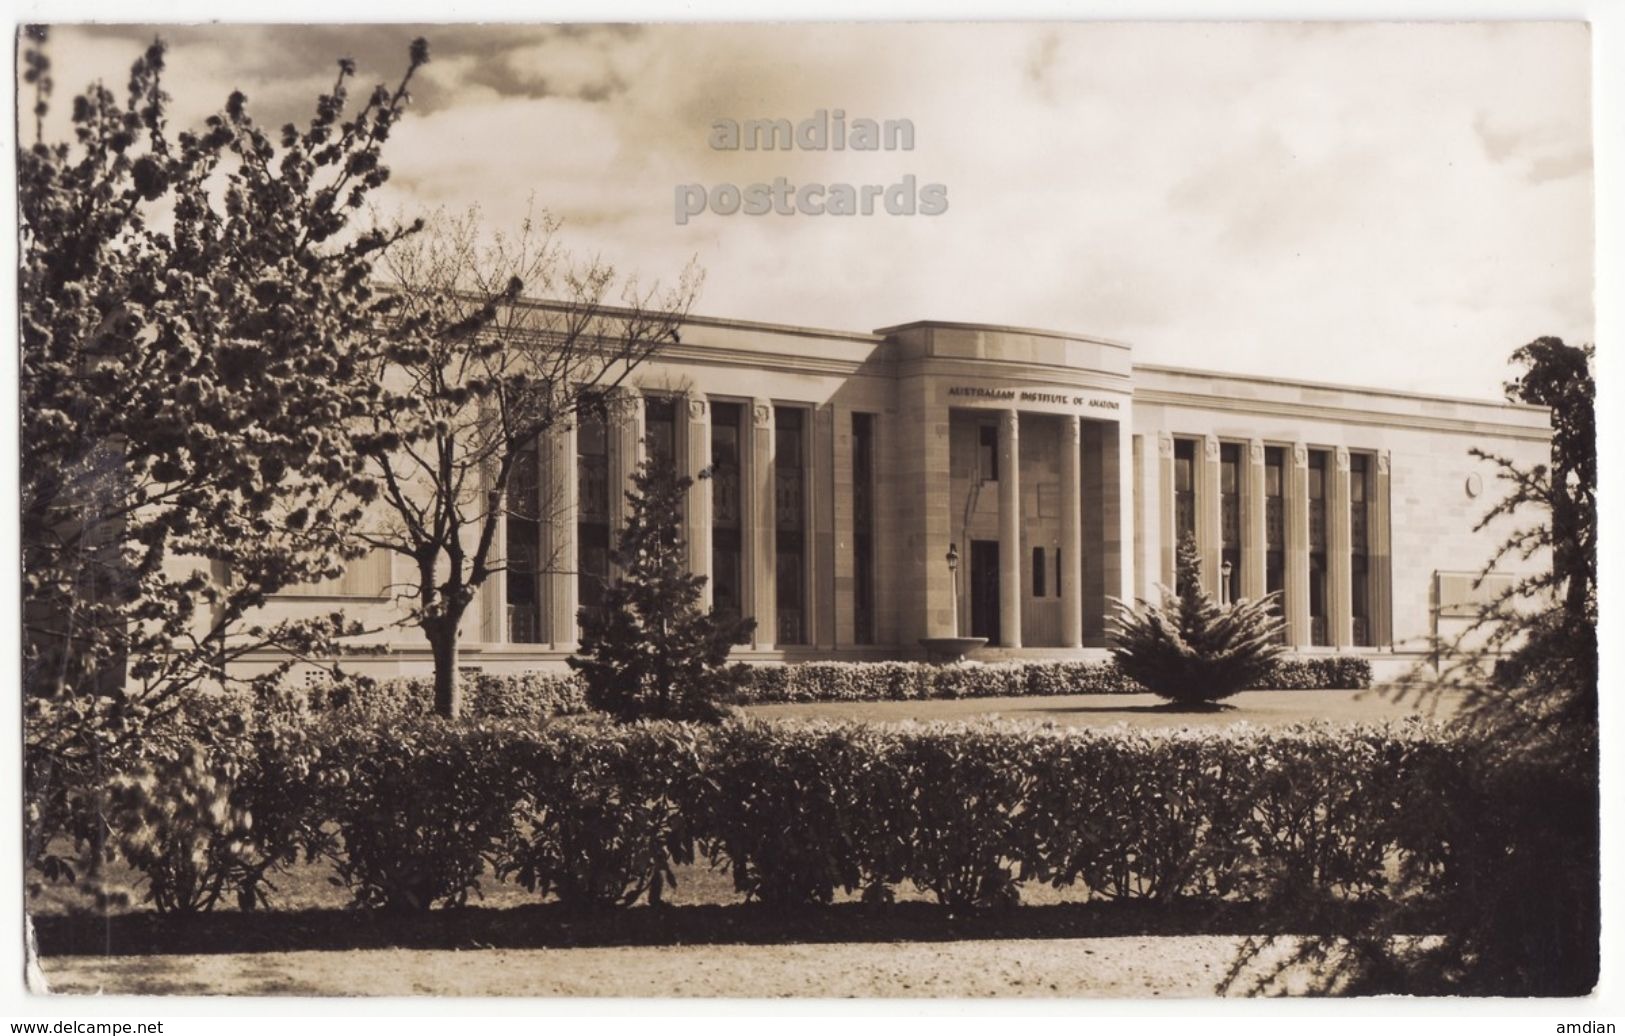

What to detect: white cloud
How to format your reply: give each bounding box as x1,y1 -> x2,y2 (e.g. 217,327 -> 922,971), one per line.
32,21 -> 1592,399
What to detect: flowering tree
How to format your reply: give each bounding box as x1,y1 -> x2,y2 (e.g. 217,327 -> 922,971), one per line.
360,205 -> 701,718
19,28 -> 428,871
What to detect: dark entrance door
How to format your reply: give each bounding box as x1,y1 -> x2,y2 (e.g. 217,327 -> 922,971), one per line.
969,539 -> 1000,643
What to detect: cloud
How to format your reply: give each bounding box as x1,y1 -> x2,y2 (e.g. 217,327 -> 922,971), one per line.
27,21 -> 1593,399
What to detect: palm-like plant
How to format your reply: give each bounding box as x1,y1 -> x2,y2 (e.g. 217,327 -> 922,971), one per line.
1109,535 -> 1285,706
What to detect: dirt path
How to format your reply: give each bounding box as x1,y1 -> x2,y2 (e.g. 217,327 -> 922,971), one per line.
40,936 -> 1316,998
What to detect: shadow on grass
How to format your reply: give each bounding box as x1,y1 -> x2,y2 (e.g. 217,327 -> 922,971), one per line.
34,898 -> 1385,959
1013,702 -> 1239,716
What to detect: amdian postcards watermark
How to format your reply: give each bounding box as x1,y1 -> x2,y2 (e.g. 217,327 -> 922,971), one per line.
675,109 -> 948,224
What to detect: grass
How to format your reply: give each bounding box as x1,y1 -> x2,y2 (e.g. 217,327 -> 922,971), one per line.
741,688 -> 1457,729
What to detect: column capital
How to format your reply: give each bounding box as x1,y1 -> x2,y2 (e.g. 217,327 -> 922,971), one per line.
752,398 -> 773,429
1203,433 -> 1220,461
1157,430 -> 1174,458
607,385 -> 642,420
1377,449 -> 1391,474
1335,445 -> 1350,471
1292,442 -> 1308,467
1065,414 -> 1081,444
1248,438 -> 1265,464
1000,406 -> 1020,436
686,394 -> 707,421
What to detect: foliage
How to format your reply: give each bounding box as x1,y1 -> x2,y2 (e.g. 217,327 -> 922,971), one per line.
322,720 -> 523,912
77,709 -> 1474,918
19,27 -> 427,876
502,721 -> 705,910
700,722 -> 901,905
306,669 -> 588,723
360,205 -> 701,718
1226,338 -> 1599,996
893,725 -> 1039,908
730,655 -> 1366,704
570,460 -> 756,723
1108,535 -> 1287,705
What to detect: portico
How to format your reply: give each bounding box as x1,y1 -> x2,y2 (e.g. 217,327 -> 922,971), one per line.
260,306 -> 1552,682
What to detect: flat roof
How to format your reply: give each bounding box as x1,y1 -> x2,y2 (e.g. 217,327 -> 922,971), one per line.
502,290 -> 1541,413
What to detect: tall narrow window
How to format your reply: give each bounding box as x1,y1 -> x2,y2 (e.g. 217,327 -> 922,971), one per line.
1173,438 -> 1197,593
1350,452 -> 1372,647
506,434 -> 542,642
977,423 -> 999,482
1032,546 -> 1047,598
710,402 -> 744,622
1219,442 -> 1242,604
1264,446 -> 1286,642
1308,448 -> 1329,646
644,395 -> 677,471
852,412 -> 876,644
775,407 -> 808,645
577,404 -> 611,628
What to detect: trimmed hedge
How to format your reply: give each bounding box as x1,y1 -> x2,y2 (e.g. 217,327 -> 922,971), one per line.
308,670 -> 588,722
295,656 -> 1371,722
94,711 -> 1454,914
731,656 -> 1372,704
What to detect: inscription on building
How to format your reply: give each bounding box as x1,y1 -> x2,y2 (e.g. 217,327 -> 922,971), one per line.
947,386 -> 1122,410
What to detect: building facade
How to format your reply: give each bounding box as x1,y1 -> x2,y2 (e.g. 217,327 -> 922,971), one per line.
256,311 -> 1553,681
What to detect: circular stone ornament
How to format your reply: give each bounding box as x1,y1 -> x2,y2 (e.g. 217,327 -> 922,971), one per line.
1465,472 -> 1483,498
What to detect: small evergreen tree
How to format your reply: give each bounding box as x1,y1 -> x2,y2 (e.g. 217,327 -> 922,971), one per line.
1109,534 -> 1285,706
569,459 -> 755,722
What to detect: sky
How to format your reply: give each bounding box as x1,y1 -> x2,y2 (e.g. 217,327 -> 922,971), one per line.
32,21 -> 1594,400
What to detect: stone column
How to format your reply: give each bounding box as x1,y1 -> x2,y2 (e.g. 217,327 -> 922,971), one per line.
1329,445 -> 1354,648
1107,420 -> 1132,609
684,395 -> 712,611
997,408 -> 1023,648
543,419 -> 578,650
1197,433 -> 1222,592
1285,442 -> 1311,647
748,399 -> 776,649
1059,415 -> 1083,649
1157,432 -> 1175,597
1243,438 -> 1267,601
609,387 -> 644,541
813,403 -> 837,649
1372,449 -> 1394,648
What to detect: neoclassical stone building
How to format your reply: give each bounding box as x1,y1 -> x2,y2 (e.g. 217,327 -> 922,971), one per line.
256,310 -> 1552,680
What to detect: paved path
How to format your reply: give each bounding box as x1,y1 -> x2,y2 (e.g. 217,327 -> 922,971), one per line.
40,935 -> 1318,997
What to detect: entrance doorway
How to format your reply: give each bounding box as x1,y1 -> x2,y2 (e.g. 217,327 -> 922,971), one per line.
969,539 -> 1000,643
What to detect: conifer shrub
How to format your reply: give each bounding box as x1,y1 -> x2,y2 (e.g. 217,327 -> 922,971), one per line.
1109,535 -> 1287,706
571,460 -> 755,722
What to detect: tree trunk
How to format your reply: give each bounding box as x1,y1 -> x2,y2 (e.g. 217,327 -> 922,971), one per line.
426,619 -> 462,719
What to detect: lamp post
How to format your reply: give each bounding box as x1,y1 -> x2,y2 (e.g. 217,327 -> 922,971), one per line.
947,543 -> 961,635
1220,559 -> 1233,606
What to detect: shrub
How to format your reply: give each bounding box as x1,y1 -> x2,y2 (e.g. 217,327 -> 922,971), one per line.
1109,535 -> 1286,705
700,722 -> 904,905
324,720 -> 523,911
894,724 -> 1039,908
102,691 -> 330,914
105,744 -> 250,915
308,670 -> 587,723
503,720 -> 705,910
1027,729 -> 1252,901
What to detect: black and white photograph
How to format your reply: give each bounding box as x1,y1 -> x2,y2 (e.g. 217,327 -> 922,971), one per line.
7,4 -> 1615,1021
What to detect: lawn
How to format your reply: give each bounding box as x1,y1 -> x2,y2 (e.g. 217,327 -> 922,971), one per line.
741,688 -> 1457,729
